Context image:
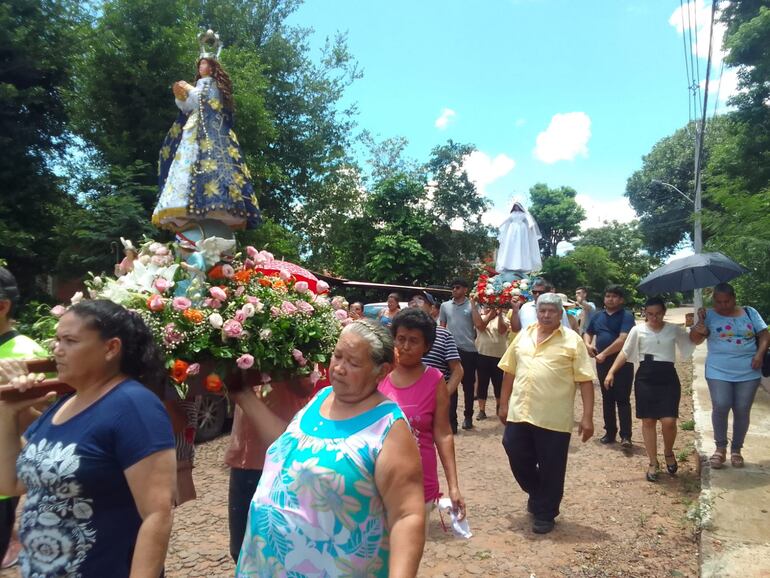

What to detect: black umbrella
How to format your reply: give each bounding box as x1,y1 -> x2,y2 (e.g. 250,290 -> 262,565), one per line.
638,252 -> 748,295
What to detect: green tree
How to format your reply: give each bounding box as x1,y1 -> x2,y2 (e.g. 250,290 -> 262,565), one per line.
624,117 -> 732,257
540,256 -> 580,293
528,183 -> 585,258
575,220 -> 659,301
0,0 -> 83,297
563,246 -> 622,300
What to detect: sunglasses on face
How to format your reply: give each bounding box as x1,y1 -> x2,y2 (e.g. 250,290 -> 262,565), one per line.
531,290 -> 544,295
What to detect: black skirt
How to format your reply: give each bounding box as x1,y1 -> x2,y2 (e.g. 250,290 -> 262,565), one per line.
634,360 -> 681,419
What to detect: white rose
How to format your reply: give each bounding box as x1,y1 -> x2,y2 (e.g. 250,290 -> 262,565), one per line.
70,291 -> 84,305
503,282 -> 511,288
241,303 -> 256,318
519,281 -> 529,290
485,287 -> 494,295
512,288 -> 522,296
208,312 -> 224,329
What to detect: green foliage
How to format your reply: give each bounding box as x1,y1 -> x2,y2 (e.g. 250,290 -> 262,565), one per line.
576,220 -> 659,304
528,183 -> 585,258
540,256 -> 580,292
563,246 -> 621,300
0,0 -> 82,297
237,218 -> 301,263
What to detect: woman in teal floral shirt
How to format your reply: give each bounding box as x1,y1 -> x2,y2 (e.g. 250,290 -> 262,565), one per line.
232,319 -> 426,577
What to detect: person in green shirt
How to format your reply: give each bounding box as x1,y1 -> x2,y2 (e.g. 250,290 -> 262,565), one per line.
0,267 -> 46,569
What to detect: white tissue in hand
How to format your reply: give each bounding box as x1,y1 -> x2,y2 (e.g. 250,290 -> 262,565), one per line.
437,497 -> 472,539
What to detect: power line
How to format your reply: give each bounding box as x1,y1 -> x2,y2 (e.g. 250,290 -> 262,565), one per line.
685,1 -> 701,119
679,0 -> 694,121
713,58 -> 725,117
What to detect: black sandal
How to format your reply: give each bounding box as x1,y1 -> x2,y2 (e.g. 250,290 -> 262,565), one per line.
664,453 -> 678,475
646,462 -> 659,483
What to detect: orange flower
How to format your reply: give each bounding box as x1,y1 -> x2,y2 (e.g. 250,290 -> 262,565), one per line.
205,373 -> 224,393
171,359 -> 189,383
272,279 -> 286,289
183,308 -> 205,324
233,269 -> 254,284
258,277 -> 272,287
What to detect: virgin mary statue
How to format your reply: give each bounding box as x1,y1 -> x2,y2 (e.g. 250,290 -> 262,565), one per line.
495,202 -> 542,275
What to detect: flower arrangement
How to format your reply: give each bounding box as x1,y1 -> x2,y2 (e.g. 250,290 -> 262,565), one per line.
471,274 -> 532,308
44,243 -> 343,398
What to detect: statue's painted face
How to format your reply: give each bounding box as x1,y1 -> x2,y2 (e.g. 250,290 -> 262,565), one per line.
198,59 -> 212,77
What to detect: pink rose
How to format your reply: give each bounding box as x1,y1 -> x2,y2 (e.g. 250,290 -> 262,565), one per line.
234,310 -> 247,323
259,250 -> 274,262
316,280 -> 330,294
334,309 -> 349,321
149,242 -> 162,253
270,306 -> 281,317
236,353 -> 255,370
234,286 -> 245,297
147,294 -> 165,312
155,246 -> 170,256
151,255 -> 166,267
187,363 -> 201,376
294,281 -> 309,294
279,268 -> 292,282
246,295 -> 259,304
204,297 -> 222,309
172,296 -> 192,311
222,319 -> 244,339
51,305 -> 67,317
292,348 -> 307,367
246,246 -> 259,259
209,286 -> 227,301
296,300 -> 314,314
315,296 -> 329,307
154,278 -> 173,293
222,264 -> 235,278
164,323 -> 183,345
281,301 -> 298,315
243,259 -> 255,270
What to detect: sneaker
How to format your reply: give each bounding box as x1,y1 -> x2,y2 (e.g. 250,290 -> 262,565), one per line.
462,417 -> 473,430
599,434 -> 616,444
532,518 -> 555,534
620,438 -> 632,449
477,410 -> 487,421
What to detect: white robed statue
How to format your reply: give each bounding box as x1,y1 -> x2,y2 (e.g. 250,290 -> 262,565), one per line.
496,202 -> 542,275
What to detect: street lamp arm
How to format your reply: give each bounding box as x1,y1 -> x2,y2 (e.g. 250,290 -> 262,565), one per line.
650,180 -> 694,204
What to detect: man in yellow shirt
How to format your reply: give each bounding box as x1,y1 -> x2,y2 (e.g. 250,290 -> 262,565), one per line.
498,293 -> 595,534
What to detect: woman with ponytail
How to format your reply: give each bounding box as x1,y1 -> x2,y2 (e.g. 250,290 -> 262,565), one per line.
0,300 -> 176,577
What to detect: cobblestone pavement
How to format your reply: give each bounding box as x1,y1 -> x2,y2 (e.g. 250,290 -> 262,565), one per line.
1,363 -> 699,578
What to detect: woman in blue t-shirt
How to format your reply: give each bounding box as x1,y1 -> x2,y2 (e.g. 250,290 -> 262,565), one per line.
0,300 -> 176,578
690,283 -> 769,470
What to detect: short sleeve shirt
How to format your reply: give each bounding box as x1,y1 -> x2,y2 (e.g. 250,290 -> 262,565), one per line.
585,309 -> 636,352
18,379 -> 174,578
704,307 -> 768,382
439,299 -> 476,352
498,325 -> 596,433
422,326 -> 461,380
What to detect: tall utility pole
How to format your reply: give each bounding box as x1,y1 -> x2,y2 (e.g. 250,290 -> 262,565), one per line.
691,0 -> 718,311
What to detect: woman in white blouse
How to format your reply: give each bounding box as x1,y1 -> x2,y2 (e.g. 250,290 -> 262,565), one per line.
605,297 -> 695,482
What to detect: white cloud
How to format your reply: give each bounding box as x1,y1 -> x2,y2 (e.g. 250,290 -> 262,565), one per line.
702,66 -> 741,106
669,1 -> 727,64
461,150 -> 516,197
575,194 -> 637,230
533,112 -> 591,164
434,108 -> 457,129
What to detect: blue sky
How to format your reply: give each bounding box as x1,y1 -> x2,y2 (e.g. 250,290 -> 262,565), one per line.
289,0 -> 730,233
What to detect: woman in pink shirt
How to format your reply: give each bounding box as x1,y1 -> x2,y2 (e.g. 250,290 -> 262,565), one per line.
379,308 -> 466,532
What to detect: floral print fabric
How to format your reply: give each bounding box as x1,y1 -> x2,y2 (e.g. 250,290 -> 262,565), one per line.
705,307 -> 768,382
235,387 -> 406,577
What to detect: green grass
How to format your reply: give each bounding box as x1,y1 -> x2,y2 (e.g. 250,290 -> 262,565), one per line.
680,419 -> 695,431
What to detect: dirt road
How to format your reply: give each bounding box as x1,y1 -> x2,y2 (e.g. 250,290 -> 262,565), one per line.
0,362 -> 699,578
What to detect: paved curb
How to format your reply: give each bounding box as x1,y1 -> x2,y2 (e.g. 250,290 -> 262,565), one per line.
691,342 -> 770,578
